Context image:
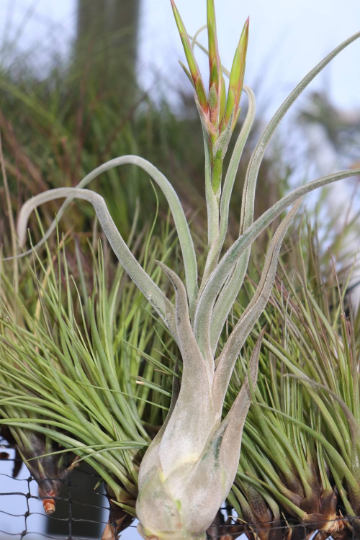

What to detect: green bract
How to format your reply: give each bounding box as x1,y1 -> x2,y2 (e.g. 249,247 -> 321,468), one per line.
5,0 -> 360,538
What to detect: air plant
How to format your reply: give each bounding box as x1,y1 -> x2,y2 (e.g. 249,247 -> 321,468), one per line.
224,226 -> 360,540
0,237 -> 80,514
228,340 -> 344,539
2,0 -> 360,538
260,255 -> 360,539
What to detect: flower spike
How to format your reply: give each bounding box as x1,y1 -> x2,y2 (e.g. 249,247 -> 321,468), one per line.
171,0 -> 208,113
224,17 -> 249,130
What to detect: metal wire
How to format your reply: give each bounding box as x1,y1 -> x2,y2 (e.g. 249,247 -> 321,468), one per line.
1,438 -> 360,539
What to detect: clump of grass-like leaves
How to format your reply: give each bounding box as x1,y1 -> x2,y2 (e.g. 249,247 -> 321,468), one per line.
224,226 -> 360,539
0,227 -> 178,537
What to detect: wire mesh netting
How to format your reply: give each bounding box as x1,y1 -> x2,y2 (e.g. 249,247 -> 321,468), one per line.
0,437 -> 138,540
1,437 -> 360,540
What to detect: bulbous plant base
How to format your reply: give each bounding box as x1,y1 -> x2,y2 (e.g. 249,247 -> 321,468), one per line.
137,523 -> 206,540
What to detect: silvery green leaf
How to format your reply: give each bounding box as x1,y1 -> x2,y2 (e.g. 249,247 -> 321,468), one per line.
10,156 -> 198,314
15,188 -> 178,341
195,167 -> 360,361
137,363 -> 180,492
210,252 -> 248,353
212,200 -> 301,411
156,262 -> 214,477
219,85 -> 256,241
203,126 -> 220,250
218,331 -> 261,495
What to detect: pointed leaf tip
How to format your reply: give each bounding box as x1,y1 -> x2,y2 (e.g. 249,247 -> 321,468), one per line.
207,0 -> 218,60
171,0 -> 208,113
225,18 -> 249,128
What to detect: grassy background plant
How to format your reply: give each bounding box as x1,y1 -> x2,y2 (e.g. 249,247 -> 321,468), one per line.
220,222 -> 360,539
0,226 -> 179,535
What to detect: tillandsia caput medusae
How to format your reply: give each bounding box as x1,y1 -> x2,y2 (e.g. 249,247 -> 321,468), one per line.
6,0 -> 360,537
